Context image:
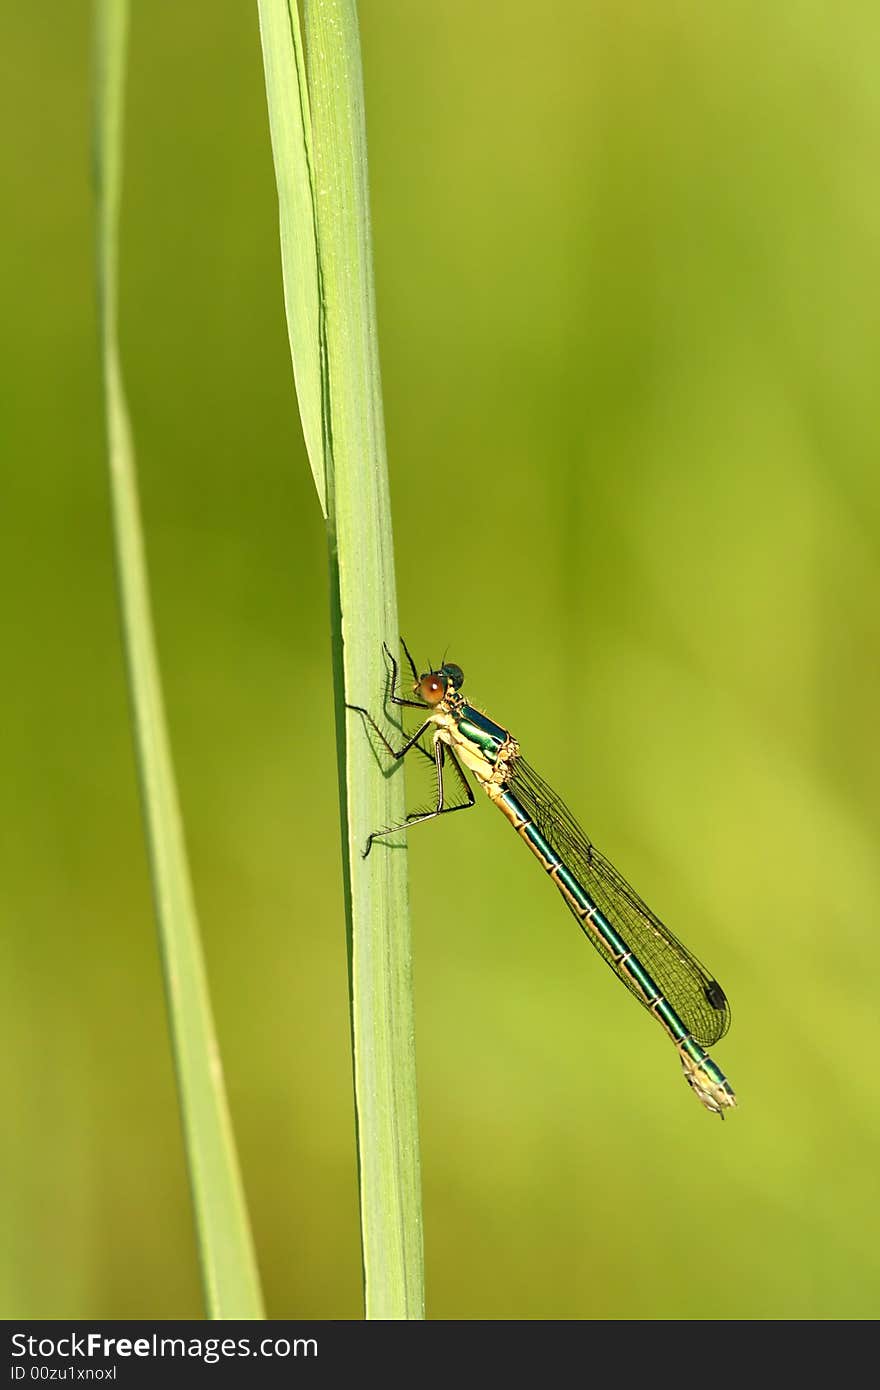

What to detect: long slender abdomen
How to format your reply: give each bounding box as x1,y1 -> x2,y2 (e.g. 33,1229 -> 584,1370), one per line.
492,787 -> 687,1024
486,785 -> 736,1115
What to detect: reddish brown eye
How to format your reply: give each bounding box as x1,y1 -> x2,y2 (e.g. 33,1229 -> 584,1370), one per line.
418,672 -> 447,705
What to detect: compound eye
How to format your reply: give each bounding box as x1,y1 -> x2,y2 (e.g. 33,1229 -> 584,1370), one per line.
442,663 -> 464,691
417,672 -> 448,705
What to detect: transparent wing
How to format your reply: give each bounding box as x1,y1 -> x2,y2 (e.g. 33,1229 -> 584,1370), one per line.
510,757 -> 731,1047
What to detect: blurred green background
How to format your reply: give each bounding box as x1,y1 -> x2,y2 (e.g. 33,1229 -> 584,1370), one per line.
3,2 -> 879,1319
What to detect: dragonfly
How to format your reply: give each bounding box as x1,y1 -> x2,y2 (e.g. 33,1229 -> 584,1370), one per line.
347,640 -> 736,1117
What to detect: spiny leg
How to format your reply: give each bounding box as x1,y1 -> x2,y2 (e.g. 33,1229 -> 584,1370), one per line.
358,738 -> 475,857
345,704 -> 476,856
382,640 -> 426,710
346,704 -> 434,763
347,649 -> 436,771
399,637 -> 420,684
406,740 -> 475,828
347,641 -> 475,855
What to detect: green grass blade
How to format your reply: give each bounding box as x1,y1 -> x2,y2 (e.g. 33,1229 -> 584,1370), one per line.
257,0 -> 325,514
259,0 -> 425,1318
93,0 -> 264,1320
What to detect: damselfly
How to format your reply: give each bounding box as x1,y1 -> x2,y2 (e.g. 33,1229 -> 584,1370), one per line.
348,641 -> 736,1117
